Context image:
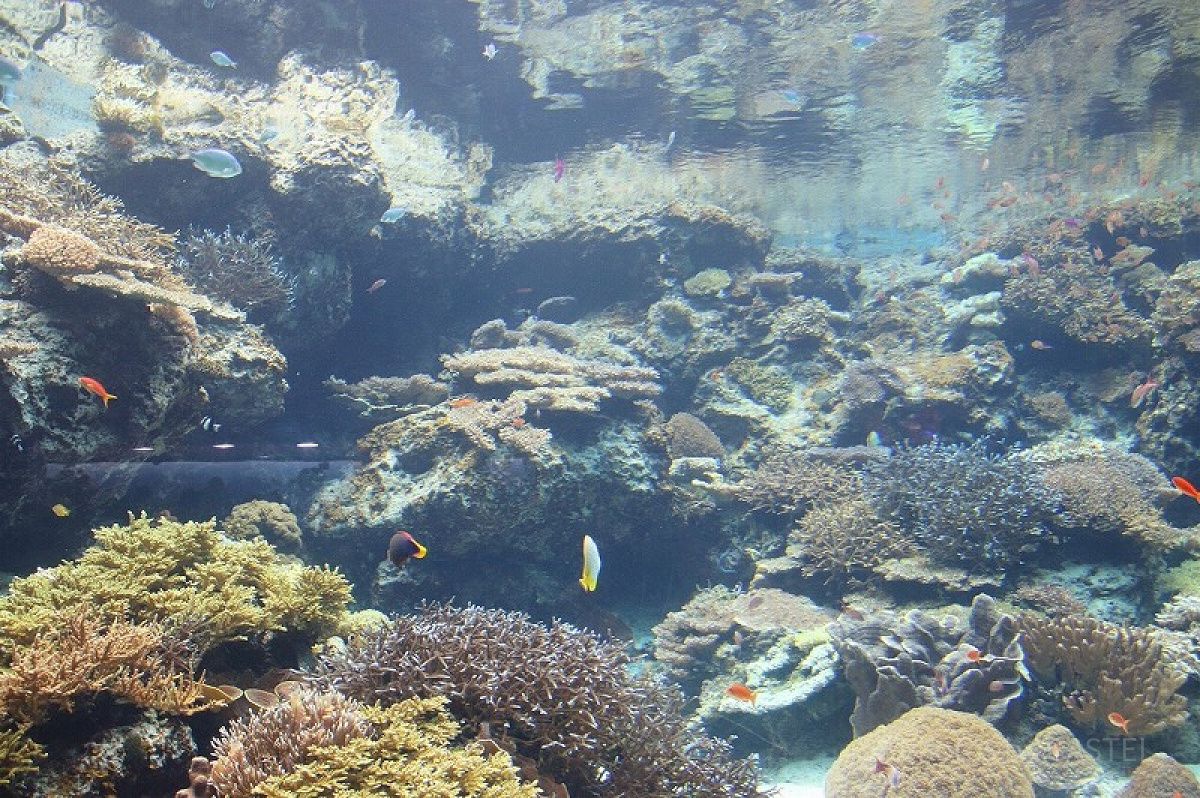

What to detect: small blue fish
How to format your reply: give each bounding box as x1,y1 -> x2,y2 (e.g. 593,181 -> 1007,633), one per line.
850,32 -> 880,50
0,56 -> 21,84
380,207 -> 407,224
189,148 -> 242,178
202,0 -> 216,7
779,88 -> 806,106
258,125 -> 279,144
209,50 -> 237,68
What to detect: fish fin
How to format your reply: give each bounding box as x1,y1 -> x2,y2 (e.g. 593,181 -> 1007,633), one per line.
413,542 -> 427,558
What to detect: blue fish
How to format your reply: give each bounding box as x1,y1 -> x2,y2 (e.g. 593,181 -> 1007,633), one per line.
0,55 -> 21,84
850,32 -> 880,50
189,148 -> 242,178
209,50 -> 237,68
380,207 -> 407,224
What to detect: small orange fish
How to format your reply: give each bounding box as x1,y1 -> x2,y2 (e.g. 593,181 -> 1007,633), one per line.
726,684 -> 757,705
1050,741 -> 1061,760
965,646 -> 982,663
1108,711 -> 1131,734
510,417 -> 526,428
1130,377 -> 1159,408
708,368 -> 724,381
1172,476 -> 1200,503
1093,245 -> 1105,261
448,396 -> 477,408
79,376 -> 116,408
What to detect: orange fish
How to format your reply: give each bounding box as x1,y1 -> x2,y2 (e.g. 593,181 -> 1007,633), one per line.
448,396 -> 477,408
79,376 -> 116,408
726,684 -> 757,705
1172,476 -> 1200,503
1108,711 -> 1131,734
965,646 -> 982,663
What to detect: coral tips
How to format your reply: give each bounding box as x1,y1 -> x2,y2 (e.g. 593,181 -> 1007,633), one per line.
1172,476 -> 1200,503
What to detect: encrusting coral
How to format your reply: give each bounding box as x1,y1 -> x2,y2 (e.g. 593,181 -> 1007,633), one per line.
1114,752 -> 1200,798
308,602 -> 760,797
1018,724 -> 1099,795
222,500 -> 303,549
824,707 -> 1034,797
0,512 -> 352,655
1020,611 -> 1188,736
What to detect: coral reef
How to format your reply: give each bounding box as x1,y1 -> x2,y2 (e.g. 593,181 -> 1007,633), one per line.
210,687 -> 374,796
1114,753 -> 1200,798
788,496 -> 911,585
1020,612 -> 1188,736
308,603 -> 759,796
662,411 -> 725,460
864,440 -> 1063,570
824,707 -> 1034,797
0,513 -> 351,654
223,500 -> 303,550
828,594 -> 1025,736
176,227 -> 293,324
323,374 -> 450,421
0,725 -> 43,788
1018,724 -> 1099,795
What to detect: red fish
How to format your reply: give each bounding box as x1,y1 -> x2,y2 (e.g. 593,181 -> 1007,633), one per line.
552,156 -> 565,183
387,530 -> 427,567
448,396 -> 477,408
726,683 -> 756,705
1107,711 -> 1131,734
965,646 -> 983,663
1172,476 -> 1200,503
79,376 -> 116,408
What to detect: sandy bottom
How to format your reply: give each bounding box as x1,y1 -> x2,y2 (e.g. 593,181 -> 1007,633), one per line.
761,756 -> 833,797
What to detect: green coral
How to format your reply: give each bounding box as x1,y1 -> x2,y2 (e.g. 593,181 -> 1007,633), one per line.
1160,557 -> 1200,597
253,697 -> 537,797
0,513 -> 351,654
0,726 -> 43,786
725,356 -> 794,411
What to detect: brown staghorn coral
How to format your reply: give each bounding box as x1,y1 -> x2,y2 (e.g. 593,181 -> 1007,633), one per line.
1020,612 -> 1188,736
0,726 -> 44,787
308,603 -> 760,797
210,687 -> 374,796
0,611 -> 216,724
725,446 -> 870,515
788,496 -> 912,584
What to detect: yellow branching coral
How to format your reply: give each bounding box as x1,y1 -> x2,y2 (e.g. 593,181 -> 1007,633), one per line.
1021,612 -> 1188,736
0,612 -> 216,724
249,697 -> 538,797
0,725 -> 43,787
0,513 -> 352,655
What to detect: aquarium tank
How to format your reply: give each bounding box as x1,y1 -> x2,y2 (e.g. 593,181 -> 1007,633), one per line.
1,0 -> 1199,795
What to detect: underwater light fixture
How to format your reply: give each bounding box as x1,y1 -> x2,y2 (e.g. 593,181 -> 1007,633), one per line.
131,446 -> 155,453
212,443 -> 235,450
296,441 -> 319,448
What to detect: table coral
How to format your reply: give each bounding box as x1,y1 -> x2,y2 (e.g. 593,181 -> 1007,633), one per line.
0,512 -> 351,655
824,707 -> 1034,797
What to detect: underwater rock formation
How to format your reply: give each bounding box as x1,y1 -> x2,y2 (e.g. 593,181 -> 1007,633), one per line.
828,594 -> 1025,737
1018,724 -> 1099,797
1114,752 -> 1200,798
824,706 -> 1034,797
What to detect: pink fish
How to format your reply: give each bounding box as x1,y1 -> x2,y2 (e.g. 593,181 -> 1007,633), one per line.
553,156 -> 565,183
367,278 -> 387,294
1130,376 -> 1159,408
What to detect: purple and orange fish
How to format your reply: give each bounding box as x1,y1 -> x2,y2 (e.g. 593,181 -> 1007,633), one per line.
387,530 -> 427,567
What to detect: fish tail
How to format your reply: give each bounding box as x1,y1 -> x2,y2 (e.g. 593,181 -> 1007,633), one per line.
103,393 -> 116,408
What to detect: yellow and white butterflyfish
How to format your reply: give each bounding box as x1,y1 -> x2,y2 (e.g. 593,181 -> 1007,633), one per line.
579,534 -> 601,592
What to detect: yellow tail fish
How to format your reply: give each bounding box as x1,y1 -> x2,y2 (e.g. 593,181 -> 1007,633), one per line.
580,534 -> 601,592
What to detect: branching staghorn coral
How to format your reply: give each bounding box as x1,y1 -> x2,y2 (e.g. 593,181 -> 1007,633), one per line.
0,725 -> 43,787
864,439 -> 1063,570
0,513 -> 351,655
441,344 -> 661,412
0,611 -> 216,724
721,446 -> 876,515
176,227 -> 294,322
307,603 -> 760,797
788,496 -> 912,584
242,697 -> 538,797
1020,612 -> 1188,736
210,687 -> 375,796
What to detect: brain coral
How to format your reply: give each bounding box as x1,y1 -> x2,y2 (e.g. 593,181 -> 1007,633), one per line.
824,707 -> 1034,797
